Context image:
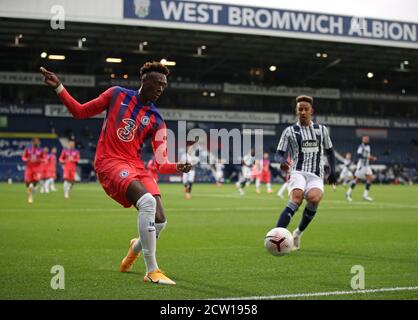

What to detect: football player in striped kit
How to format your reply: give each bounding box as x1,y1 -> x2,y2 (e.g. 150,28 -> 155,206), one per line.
337,152 -> 354,186
345,136 -> 377,202
236,149 -> 256,195
181,143 -> 200,200
275,95 -> 337,250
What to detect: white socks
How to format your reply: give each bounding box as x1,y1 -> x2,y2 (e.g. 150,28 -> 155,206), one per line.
28,183 -> 35,195
136,193 -> 158,273
133,221 -> 167,251
255,179 -> 260,190
49,178 -> 56,191
294,228 -> 303,236
63,181 -> 72,198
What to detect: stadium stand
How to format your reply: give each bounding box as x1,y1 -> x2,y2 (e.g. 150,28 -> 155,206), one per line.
0,10 -> 417,184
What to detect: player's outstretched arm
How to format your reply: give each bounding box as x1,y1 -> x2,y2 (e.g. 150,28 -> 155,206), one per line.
177,163 -> 192,173
40,67 -> 61,88
40,67 -> 111,119
152,123 -> 193,174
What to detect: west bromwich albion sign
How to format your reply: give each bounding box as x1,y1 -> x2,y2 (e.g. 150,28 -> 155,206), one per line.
124,0 -> 418,49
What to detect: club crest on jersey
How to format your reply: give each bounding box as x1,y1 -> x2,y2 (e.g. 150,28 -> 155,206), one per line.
117,118 -> 138,142
119,170 -> 129,178
314,128 -> 322,136
140,115 -> 150,127
134,0 -> 150,18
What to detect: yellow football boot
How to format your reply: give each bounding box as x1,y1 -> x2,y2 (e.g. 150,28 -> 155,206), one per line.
144,269 -> 176,285
119,238 -> 140,272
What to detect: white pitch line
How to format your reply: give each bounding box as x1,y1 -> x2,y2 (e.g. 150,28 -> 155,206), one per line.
193,193 -> 418,208
1,204 -> 416,213
0,207 -> 277,213
212,286 -> 418,300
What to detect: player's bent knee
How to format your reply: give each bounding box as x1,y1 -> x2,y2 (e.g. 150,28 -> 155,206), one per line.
290,189 -> 304,205
136,193 -> 156,215
306,192 -> 322,204
309,195 -> 322,204
309,197 -> 321,205
292,196 -> 304,205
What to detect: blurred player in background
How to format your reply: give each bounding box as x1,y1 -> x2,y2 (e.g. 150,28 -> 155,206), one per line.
146,157 -> 159,183
251,159 -> 261,187
47,147 -> 58,192
275,95 -> 336,250
39,146 -> 49,193
346,136 -> 377,202
21,137 -> 44,203
59,140 -> 80,199
256,152 -> 273,193
40,62 -> 191,285
214,157 -> 225,187
181,143 -> 200,199
277,155 -> 292,199
337,152 -> 353,186
236,149 -> 256,195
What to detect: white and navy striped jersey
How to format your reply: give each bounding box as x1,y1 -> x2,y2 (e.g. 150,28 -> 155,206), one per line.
242,153 -> 255,167
356,143 -> 371,170
215,162 -> 225,173
342,158 -> 352,169
277,121 -> 333,178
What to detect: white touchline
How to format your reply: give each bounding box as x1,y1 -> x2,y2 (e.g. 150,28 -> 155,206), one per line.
1,207 -> 278,213
192,194 -> 418,208
3,203 -> 416,213
211,286 -> 418,300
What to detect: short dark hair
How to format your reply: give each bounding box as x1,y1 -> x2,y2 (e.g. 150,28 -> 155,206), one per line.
140,61 -> 170,78
296,95 -> 313,106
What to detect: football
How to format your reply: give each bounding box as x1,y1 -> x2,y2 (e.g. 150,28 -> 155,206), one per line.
264,227 -> 294,256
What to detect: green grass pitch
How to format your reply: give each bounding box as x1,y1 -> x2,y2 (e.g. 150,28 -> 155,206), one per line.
0,182 -> 417,300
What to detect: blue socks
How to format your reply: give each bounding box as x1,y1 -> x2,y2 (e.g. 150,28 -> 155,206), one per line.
298,202 -> 318,232
276,201 -> 299,228
277,201 -> 319,232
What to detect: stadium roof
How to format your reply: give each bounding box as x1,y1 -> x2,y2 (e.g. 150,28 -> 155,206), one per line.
1,17 -> 417,93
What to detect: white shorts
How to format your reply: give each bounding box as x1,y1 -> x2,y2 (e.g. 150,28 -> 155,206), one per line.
288,171 -> 324,196
354,166 -> 373,180
182,170 -> 195,184
339,169 -> 353,180
241,166 -> 252,180
216,171 -> 223,181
